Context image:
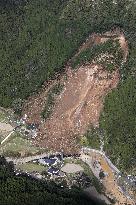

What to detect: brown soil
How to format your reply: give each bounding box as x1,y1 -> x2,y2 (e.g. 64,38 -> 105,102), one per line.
22,30 -> 128,154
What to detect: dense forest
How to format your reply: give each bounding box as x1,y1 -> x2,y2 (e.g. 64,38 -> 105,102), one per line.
0,0 -> 136,173
100,77 -> 136,173
0,156 -> 102,205
0,0 -> 135,107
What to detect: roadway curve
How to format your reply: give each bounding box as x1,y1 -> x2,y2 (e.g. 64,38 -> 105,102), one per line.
80,148 -> 135,205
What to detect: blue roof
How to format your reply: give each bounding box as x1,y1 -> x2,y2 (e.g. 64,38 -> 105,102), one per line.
27,123 -> 39,130
39,158 -> 57,165
48,167 -> 59,174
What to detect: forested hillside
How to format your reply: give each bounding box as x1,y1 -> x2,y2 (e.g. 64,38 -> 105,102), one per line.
0,0 -> 136,173
100,77 -> 136,173
0,156 -> 99,205
0,0 -> 135,107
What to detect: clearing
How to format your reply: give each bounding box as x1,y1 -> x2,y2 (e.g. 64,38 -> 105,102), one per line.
0,122 -> 13,133
61,163 -> 84,173
0,132 -> 46,157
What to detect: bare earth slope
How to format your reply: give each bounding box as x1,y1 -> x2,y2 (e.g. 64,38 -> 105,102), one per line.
22,30 -> 128,154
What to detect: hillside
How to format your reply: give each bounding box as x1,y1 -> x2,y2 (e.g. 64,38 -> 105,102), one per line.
22,31 -> 125,154
0,0 -> 135,108
0,156 -> 99,205
0,0 -> 136,175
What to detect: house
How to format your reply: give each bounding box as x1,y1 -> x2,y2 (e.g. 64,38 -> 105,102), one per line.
38,157 -> 57,166
47,167 -> 59,175
26,123 -> 39,130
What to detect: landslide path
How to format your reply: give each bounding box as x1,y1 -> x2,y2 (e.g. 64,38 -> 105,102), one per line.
23,29 -> 128,154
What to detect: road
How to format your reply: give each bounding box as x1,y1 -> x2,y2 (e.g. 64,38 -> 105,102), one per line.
5,146 -> 135,204
80,148 -> 135,205
1,131 -> 14,145
6,152 -> 60,165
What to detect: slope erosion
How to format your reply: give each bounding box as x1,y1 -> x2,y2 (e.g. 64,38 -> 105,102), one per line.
22,30 -> 127,154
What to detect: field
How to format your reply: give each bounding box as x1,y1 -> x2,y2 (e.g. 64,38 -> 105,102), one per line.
0,132 -> 46,157
16,162 -> 46,173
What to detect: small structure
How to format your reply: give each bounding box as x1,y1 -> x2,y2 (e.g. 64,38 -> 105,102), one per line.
47,167 -> 59,175
19,114 -> 27,125
27,123 -> 39,130
38,157 -> 57,166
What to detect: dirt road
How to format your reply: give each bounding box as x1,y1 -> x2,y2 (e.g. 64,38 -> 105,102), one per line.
6,151 -> 59,165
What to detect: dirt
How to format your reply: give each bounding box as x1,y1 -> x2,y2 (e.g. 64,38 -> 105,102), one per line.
97,156 -> 135,205
61,163 -> 84,173
22,29 -> 128,154
0,122 -> 13,132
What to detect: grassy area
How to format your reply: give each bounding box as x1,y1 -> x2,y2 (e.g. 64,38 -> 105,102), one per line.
16,162 -> 46,173
0,110 -> 9,123
0,132 -> 46,157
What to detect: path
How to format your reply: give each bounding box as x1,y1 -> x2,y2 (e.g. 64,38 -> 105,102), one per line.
1,131 -> 14,145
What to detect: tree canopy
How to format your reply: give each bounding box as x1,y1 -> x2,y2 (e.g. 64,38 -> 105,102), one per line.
0,156 -> 100,205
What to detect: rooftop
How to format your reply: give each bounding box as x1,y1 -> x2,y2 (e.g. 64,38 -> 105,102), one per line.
38,158 -> 57,166
48,167 -> 59,175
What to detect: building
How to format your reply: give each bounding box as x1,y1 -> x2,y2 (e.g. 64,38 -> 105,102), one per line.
38,157 -> 57,166
47,167 -> 59,175
26,123 -> 39,130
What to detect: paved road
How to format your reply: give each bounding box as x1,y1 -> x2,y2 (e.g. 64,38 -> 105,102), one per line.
6,152 -> 60,165
81,147 -> 120,173
80,148 -> 135,205
5,146 -> 135,204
